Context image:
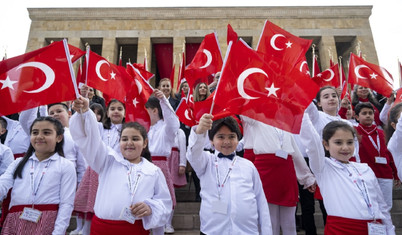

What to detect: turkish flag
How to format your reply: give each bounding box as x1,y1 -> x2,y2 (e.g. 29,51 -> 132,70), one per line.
213,40 -> 319,133
295,57 -> 311,77
86,50 -> 132,103
125,78 -> 151,131
184,32 -> 223,89
0,40 -> 79,116
126,63 -> 154,102
68,44 -> 85,63
175,97 -> 197,127
130,63 -> 154,81
348,53 -> 394,97
256,20 -> 312,66
312,63 -> 340,88
227,24 -> 238,45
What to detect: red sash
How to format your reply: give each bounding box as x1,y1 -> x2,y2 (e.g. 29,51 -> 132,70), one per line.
9,204 -> 58,213
243,149 -> 255,162
325,215 -> 382,235
13,153 -> 25,159
253,153 -> 298,206
152,156 -> 167,161
91,215 -> 149,235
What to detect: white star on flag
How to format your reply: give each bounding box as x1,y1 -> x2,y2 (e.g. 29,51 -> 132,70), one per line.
265,83 -> 280,97
110,71 -> 116,80
370,73 -> 378,79
317,73 -> 322,77
285,41 -> 292,48
70,55 -> 74,60
0,76 -> 18,90
132,98 -> 139,107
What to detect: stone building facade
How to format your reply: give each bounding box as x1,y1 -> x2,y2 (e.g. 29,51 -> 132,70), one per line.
26,6 -> 377,86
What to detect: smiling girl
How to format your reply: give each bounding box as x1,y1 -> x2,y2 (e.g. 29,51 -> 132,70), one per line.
70,96 -> 172,235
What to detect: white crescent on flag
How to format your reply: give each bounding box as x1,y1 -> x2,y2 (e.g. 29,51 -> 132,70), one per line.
299,61 -> 308,72
354,65 -> 369,80
270,34 -> 286,51
96,60 -> 110,82
17,62 -> 55,94
135,79 -> 143,94
184,109 -> 192,121
237,68 -> 268,100
323,69 -> 335,82
199,49 -> 212,69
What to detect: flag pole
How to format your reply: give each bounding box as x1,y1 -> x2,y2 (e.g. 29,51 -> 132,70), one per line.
312,44 -> 316,75
338,56 -> 342,87
144,47 -> 148,71
398,58 -> 402,88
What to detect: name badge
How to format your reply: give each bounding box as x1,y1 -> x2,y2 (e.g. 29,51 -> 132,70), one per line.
375,157 -> 387,164
119,207 -> 136,224
19,207 -> 42,223
275,150 -> 288,159
368,221 -> 386,235
211,200 -> 228,215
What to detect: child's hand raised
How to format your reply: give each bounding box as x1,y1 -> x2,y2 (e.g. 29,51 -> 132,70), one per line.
153,89 -> 165,99
72,95 -> 89,113
196,114 -> 213,134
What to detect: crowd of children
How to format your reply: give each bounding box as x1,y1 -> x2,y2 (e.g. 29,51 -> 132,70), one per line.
0,76 -> 401,235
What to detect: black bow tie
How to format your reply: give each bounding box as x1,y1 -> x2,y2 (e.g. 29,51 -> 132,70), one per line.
218,153 -> 235,160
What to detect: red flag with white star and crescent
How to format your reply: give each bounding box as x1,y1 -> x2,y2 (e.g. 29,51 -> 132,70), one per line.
0,40 -> 79,116
175,97 -> 197,127
213,39 -> 319,133
126,63 -> 154,102
348,53 -> 394,97
184,32 -> 223,89
86,50 -> 132,103
312,63 -> 340,88
256,20 -> 312,67
124,77 -> 151,131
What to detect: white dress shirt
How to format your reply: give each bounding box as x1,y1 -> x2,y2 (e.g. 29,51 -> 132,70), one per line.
2,116 -> 30,155
101,123 -> 122,152
388,114 -> 402,180
241,115 -> 316,188
70,110 -> 172,230
187,127 -> 272,235
174,128 -> 187,167
300,114 -> 395,234
0,153 -> 76,235
0,144 -> 14,176
148,96 -> 180,157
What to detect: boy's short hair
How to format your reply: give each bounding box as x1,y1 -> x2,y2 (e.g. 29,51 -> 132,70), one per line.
208,116 -> 242,141
48,102 -> 69,112
0,117 -> 7,129
354,102 -> 374,116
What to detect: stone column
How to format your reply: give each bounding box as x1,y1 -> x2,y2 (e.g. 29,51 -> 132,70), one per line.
351,36 -> 378,64
318,36 -> 337,70
68,37 -> 82,72
102,37 -> 117,64
137,37 -> 151,70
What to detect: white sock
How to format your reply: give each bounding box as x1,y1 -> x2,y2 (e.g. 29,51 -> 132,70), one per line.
73,216 -> 83,231
167,209 -> 174,226
82,220 -> 91,235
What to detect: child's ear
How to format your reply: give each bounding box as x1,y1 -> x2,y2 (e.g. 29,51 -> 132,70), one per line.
143,139 -> 148,149
317,101 -> 321,108
56,135 -> 63,144
322,140 -> 329,151
391,122 -> 396,130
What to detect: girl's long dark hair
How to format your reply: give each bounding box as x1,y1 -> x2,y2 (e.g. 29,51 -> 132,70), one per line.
13,117 -> 65,179
120,122 -> 151,162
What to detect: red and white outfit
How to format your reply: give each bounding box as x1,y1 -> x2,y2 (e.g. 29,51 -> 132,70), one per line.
240,116 -> 315,235
70,110 -> 172,234
388,115 -> 402,180
168,128 -> 187,188
355,124 -> 399,211
187,127 -> 272,235
1,116 -> 30,158
0,153 -> 77,235
300,114 -> 395,235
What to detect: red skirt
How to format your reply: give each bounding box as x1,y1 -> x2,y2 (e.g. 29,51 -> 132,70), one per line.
1,204 -> 58,235
325,215 -> 382,235
152,156 -> 176,208
243,149 -> 255,162
253,153 -> 298,206
91,215 -> 149,235
168,148 -> 187,188
74,167 -> 98,218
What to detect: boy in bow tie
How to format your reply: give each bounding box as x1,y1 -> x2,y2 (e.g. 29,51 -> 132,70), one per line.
187,113 -> 272,235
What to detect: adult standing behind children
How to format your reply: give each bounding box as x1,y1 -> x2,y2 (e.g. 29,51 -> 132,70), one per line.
70,96 -> 172,235
187,113 -> 272,235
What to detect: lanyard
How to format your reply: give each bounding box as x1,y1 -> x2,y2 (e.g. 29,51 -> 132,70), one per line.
359,125 -> 381,155
215,155 -> 237,200
127,164 -> 142,204
330,157 -> 375,220
274,128 -> 284,148
30,160 -> 51,207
